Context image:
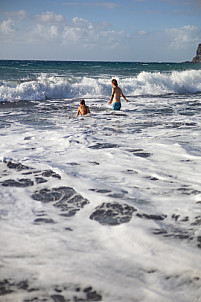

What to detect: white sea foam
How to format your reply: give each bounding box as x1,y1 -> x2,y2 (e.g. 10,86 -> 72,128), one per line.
1,69 -> 201,102
1,63 -> 201,301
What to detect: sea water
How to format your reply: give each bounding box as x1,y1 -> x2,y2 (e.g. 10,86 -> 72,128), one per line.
0,60 -> 201,302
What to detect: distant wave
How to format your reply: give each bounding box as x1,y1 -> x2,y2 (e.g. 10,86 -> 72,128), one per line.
1,70 -> 201,102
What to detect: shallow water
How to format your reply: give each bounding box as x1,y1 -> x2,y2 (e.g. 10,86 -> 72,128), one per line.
1,61 -> 201,302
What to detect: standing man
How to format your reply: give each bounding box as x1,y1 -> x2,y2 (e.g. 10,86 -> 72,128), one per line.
108,79 -> 129,110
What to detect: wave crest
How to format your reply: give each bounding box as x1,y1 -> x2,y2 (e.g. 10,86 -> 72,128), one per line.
1,70 -> 201,102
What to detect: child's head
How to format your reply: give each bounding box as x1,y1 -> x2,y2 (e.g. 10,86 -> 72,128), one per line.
112,79 -> 118,87
80,99 -> 85,106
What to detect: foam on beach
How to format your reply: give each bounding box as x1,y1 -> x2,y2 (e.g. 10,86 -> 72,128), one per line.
1,61 -> 201,302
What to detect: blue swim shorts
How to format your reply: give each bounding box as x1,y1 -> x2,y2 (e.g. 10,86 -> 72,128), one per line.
113,102 -> 121,110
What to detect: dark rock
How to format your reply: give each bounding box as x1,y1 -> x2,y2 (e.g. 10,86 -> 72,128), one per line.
51,295 -> 66,302
35,177 -> 48,184
125,169 -> 138,174
34,218 -> 55,224
3,160 -> 61,182
191,216 -> 201,226
192,43 -> 201,63
177,187 -> 201,195
127,148 -> 143,153
89,161 -> 100,165
22,171 -> 34,175
31,188 -> 63,202
197,236 -> 201,242
1,178 -> 34,187
153,229 -> 167,235
181,216 -> 189,222
108,193 -> 125,199
164,233 -> 191,240
172,214 -> 180,221
67,162 -> 80,166
134,152 -> 152,158
89,143 -> 119,149
42,170 -> 61,179
198,236 -> 201,248
137,213 -> 167,220
32,187 -> 89,216
146,176 -> 159,181
6,161 -> 31,171
34,210 -> 46,217
90,202 -> 137,225
55,193 -> 89,217
24,136 -> 32,140
0,278 -> 102,302
89,189 -> 112,194
84,287 -> 102,301
0,279 -> 33,296
126,149 -> 151,158
17,280 -> 29,290
0,279 -> 14,295
64,227 -> 73,231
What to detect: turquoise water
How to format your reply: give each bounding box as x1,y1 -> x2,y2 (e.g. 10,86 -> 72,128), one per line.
1,60 -> 201,80
0,60 -> 201,102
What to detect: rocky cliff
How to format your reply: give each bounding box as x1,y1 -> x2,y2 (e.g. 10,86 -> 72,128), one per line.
192,44 -> 201,63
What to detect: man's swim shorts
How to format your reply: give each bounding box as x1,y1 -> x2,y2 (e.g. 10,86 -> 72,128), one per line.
113,102 -> 121,110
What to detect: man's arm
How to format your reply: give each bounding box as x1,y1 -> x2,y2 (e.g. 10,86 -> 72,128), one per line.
108,88 -> 114,104
121,90 -> 129,102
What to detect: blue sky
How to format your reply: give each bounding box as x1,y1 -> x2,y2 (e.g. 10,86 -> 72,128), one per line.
0,0 -> 201,61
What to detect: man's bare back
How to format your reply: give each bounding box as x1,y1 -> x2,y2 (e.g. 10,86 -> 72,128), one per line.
111,86 -> 123,103
108,79 -> 129,110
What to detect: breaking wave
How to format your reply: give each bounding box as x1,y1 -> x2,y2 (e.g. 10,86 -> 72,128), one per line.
1,69 -> 201,102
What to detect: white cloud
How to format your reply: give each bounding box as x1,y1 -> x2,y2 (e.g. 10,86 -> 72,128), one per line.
0,18 -> 15,35
138,30 -> 147,35
72,17 -> 94,30
0,8 -> 200,61
35,11 -> 65,24
50,25 -> 59,37
64,2 -> 119,9
61,17 -> 128,49
25,23 -> 60,44
0,10 -> 27,43
4,9 -> 27,20
165,25 -> 200,48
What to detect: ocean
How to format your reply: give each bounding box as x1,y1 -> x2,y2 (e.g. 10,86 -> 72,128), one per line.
1,60 -> 201,302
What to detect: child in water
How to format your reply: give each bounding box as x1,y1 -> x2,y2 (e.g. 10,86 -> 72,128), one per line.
76,99 -> 90,116
108,79 -> 129,110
